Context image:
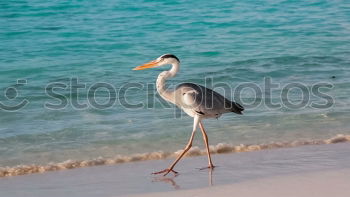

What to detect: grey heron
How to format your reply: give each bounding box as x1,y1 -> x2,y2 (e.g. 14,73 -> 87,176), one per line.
133,54 -> 244,176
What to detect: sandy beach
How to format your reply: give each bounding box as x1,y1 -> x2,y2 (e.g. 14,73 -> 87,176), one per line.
0,142 -> 349,197
131,169 -> 350,197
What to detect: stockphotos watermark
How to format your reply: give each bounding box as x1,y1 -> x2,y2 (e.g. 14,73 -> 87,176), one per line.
0,77 -> 334,113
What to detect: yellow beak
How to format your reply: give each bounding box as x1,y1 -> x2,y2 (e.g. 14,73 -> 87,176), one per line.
133,60 -> 159,70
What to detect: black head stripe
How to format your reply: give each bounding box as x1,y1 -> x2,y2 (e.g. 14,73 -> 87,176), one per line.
161,54 -> 180,62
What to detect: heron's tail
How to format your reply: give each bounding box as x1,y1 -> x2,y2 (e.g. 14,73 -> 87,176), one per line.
231,102 -> 244,115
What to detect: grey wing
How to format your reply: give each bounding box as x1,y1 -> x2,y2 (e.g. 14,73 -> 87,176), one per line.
175,83 -> 244,118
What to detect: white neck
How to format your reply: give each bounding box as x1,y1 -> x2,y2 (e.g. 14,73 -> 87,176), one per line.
156,61 -> 180,104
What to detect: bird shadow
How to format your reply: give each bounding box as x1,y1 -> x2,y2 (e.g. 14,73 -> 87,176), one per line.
151,168 -> 215,190
151,174 -> 181,190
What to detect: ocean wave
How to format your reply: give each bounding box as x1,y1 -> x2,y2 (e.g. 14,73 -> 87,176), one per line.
1,134 -> 349,178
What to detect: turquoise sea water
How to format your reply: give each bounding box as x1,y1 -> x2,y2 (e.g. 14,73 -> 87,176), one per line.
1,0 -> 350,168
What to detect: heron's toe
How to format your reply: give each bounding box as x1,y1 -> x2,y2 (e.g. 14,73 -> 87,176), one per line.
199,165 -> 216,170
152,169 -> 178,176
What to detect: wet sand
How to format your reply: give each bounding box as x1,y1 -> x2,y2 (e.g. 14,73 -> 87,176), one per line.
0,143 -> 349,197
130,169 -> 350,197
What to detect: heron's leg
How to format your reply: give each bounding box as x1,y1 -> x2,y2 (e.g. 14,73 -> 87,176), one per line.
199,121 -> 215,169
153,115 -> 200,176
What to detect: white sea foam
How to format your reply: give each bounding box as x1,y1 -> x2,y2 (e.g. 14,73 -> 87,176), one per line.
0,134 -> 349,178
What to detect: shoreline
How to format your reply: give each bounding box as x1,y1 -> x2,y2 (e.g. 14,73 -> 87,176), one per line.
0,142 -> 349,197
1,134 -> 350,178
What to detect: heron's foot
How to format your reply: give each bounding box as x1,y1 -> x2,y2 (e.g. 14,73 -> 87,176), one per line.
152,169 -> 178,176
199,165 -> 216,170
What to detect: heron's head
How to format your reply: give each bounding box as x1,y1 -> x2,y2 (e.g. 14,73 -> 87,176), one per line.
133,54 -> 180,70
